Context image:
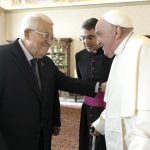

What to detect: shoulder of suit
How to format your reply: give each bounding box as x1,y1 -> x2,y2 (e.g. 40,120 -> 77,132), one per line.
0,42 -> 13,55
41,55 -> 57,66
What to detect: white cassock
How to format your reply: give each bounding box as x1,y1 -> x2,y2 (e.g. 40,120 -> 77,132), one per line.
92,32 -> 150,150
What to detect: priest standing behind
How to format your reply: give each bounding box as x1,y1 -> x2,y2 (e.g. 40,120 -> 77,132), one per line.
75,18 -> 113,150
91,10 -> 150,150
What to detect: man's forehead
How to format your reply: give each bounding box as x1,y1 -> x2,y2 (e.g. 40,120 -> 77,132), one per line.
39,20 -> 53,29
95,21 -> 101,32
96,18 -> 107,31
81,28 -> 95,35
39,18 -> 53,25
98,17 -> 105,25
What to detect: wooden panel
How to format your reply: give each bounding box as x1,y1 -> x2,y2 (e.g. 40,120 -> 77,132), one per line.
48,38 -> 73,76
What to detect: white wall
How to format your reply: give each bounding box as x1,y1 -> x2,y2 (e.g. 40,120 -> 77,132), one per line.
0,11 -> 5,43
4,2 -> 150,76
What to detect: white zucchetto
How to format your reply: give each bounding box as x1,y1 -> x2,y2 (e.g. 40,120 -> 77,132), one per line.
102,10 -> 133,28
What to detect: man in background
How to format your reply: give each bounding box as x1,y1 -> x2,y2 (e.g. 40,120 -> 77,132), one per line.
0,13 -> 98,150
91,10 -> 150,150
76,18 -> 113,150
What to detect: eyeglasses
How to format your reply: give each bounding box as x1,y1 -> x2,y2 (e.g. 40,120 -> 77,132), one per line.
79,35 -> 96,41
30,29 -> 54,41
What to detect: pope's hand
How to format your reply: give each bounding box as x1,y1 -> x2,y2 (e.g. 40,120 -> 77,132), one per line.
89,126 -> 100,136
101,82 -> 107,92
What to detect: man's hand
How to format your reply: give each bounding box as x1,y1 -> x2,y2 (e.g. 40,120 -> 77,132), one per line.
101,82 -> 107,92
89,126 -> 100,136
53,126 -> 61,136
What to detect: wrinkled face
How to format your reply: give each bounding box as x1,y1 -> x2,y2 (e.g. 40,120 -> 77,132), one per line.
24,19 -> 54,58
95,18 -> 116,58
80,29 -> 99,52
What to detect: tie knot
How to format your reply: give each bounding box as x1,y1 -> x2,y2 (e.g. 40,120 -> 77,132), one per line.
31,58 -> 37,67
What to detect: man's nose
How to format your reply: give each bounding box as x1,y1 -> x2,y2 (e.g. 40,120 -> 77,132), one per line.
96,37 -> 102,47
46,39 -> 53,46
84,38 -> 89,43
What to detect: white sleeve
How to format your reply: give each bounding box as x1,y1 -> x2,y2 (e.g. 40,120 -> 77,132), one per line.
92,110 -> 105,135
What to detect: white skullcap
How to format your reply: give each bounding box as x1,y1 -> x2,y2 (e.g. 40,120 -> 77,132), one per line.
102,10 -> 133,28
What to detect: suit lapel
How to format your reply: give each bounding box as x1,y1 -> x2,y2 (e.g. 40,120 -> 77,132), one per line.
11,39 -> 41,100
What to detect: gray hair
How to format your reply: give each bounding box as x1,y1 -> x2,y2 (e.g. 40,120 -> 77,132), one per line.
19,13 -> 53,37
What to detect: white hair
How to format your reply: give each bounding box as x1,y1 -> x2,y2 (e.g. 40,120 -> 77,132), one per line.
19,13 -> 53,37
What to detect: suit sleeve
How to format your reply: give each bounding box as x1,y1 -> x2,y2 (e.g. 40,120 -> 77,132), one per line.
0,57 -> 8,150
52,90 -> 61,127
75,53 -> 82,79
0,134 -> 8,150
55,67 -> 96,97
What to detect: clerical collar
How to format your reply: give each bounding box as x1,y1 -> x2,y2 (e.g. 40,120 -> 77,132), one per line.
87,49 -> 97,53
114,31 -> 133,56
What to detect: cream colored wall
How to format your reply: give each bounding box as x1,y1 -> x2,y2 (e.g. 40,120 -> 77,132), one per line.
0,12 -> 5,43
4,3 -> 150,76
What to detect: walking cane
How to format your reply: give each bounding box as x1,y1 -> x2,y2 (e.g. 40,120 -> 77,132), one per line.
92,136 -> 96,150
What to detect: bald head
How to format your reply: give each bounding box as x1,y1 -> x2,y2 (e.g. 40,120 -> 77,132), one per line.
20,13 -> 53,37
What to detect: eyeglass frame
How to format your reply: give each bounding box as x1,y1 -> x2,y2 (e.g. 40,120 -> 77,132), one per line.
30,29 -> 54,41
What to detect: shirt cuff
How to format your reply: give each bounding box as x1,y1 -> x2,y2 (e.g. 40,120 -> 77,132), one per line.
95,82 -> 101,93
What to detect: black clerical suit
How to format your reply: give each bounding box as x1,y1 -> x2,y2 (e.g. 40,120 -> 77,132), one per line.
0,39 -> 96,150
76,48 -> 113,150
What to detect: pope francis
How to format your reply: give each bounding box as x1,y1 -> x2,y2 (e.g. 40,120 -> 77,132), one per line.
91,10 -> 150,150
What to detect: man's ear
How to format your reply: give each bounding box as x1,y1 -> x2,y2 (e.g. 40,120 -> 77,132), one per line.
115,26 -> 122,39
24,29 -> 31,39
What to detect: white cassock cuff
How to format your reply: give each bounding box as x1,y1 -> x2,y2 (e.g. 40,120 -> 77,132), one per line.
92,110 -> 105,135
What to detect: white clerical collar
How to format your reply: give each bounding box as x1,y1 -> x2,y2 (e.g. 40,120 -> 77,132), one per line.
114,31 -> 133,56
18,38 -> 33,62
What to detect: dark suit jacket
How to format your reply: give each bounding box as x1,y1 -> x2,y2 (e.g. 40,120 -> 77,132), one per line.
0,39 -> 96,150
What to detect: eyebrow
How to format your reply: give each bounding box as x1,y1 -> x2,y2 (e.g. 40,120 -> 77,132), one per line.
80,35 -> 95,37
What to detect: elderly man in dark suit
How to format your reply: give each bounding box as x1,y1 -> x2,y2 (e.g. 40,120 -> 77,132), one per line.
0,13 -> 97,150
